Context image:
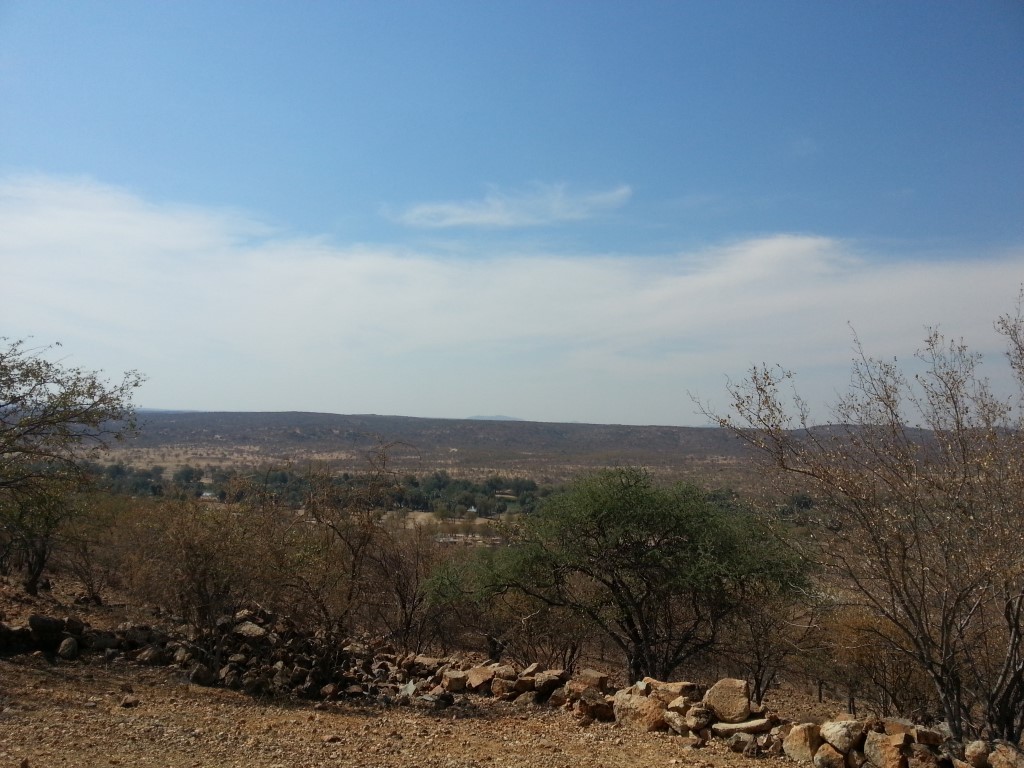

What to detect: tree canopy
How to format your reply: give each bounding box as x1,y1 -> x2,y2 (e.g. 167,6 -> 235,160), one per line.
489,467 -> 804,681
1,339 -> 142,487
0,338 -> 142,592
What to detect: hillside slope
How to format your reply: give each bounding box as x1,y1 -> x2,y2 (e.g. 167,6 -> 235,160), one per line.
118,412 -> 756,483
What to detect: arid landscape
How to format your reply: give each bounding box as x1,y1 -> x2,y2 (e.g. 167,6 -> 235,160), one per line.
109,411 -> 759,486
5,3 -> 1022,765
0,581 -> 843,768
0,408 -> 830,768
4,349 -> 1024,765
0,656 -> 771,768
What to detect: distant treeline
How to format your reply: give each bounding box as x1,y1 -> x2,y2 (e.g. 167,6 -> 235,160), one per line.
84,461 -> 550,519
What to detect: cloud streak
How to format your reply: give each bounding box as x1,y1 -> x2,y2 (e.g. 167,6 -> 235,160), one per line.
2,174 -> 1021,425
396,183 -> 633,228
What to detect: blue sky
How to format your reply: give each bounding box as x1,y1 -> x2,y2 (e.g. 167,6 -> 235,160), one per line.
2,1 -> 1022,425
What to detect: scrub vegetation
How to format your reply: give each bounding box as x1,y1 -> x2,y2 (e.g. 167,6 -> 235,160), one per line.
3,302 -> 1024,743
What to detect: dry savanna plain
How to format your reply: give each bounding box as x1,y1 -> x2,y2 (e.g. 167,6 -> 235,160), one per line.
0,412 -> 874,767
108,411 -> 761,485
0,580 -> 841,768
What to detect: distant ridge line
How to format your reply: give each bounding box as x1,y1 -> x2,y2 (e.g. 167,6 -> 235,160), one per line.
124,410 -> 755,481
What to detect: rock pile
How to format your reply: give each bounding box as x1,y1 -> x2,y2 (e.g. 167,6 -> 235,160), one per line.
780,718 -> 1024,768
3,610 -> 1024,768
604,676 -> 784,754
0,612 -> 165,660
0,610 -> 569,706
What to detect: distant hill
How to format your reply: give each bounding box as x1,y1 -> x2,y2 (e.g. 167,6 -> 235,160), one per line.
118,411 -> 758,485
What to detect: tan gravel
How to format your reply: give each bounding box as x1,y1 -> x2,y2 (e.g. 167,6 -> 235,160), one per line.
0,582 -> 844,768
0,655 -> 795,768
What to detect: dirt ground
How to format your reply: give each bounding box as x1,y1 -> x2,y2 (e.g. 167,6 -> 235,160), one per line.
0,653 -> 777,768
0,581 -> 842,768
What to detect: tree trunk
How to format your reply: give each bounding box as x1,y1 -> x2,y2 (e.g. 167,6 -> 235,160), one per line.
21,538 -> 49,596
486,635 -> 505,663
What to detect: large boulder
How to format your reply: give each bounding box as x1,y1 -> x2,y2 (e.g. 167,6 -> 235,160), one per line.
821,720 -> 867,754
816,743 -> 848,768
864,730 -> 909,768
612,690 -> 668,732
491,664 -> 517,681
989,745 -> 1024,768
466,666 -> 496,694
441,669 -> 468,693
0,623 -> 33,654
711,718 -> 774,738
703,677 -> 751,724
533,670 -> 567,699
512,675 -> 535,693
785,723 -> 824,763
575,669 -> 610,692
28,614 -> 65,635
964,741 -> 990,768
911,728 -> 945,747
28,614 -> 65,649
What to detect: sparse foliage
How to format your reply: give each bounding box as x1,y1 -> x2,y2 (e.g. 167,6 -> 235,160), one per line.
718,582 -> 824,703
128,497 -> 265,665
428,548 -> 588,669
0,339 -> 141,592
488,467 -> 805,682
60,493 -> 136,604
709,302 -> 1024,740
362,518 -> 445,653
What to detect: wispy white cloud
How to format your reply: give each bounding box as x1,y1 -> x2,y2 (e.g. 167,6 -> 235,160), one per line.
2,174 -> 1021,425
395,182 -> 633,228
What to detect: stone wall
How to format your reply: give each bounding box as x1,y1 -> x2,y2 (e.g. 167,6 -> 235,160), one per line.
2,610 -> 1022,768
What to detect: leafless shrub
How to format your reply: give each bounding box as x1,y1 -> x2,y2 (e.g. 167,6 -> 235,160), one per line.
706,299 -> 1024,740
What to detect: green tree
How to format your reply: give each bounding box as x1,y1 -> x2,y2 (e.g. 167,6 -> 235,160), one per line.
0,338 -> 141,593
428,547 -> 587,668
171,464 -> 205,497
490,467 -> 803,681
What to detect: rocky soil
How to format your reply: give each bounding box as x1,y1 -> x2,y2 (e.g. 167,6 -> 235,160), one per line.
8,581 -> 995,768
1,653 -> 774,768
0,581 -> 793,768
